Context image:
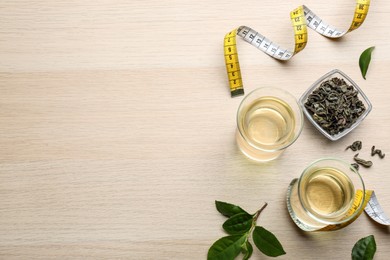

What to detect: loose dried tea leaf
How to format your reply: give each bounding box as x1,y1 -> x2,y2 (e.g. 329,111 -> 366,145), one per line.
371,145 -> 385,159
346,141 -> 362,151
354,153 -> 373,168
304,77 -> 366,136
351,163 -> 360,171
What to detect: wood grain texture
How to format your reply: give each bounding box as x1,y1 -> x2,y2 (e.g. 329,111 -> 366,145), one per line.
1,0 -> 390,259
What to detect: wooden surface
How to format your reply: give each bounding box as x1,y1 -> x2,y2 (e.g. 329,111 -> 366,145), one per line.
1,0 -> 390,259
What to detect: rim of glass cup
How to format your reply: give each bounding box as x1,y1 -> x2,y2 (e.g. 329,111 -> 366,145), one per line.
297,157 -> 366,225
236,87 -> 304,153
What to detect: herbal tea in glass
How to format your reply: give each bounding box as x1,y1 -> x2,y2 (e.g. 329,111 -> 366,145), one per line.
236,87 -> 303,162
287,158 -> 366,231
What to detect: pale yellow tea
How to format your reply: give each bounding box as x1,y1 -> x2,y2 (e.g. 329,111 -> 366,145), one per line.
287,158 -> 365,231
238,96 -> 295,151
301,167 -> 355,219
236,88 -> 303,162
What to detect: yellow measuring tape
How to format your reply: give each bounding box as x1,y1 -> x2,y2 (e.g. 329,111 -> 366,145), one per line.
224,0 -> 371,97
318,189 -> 372,231
287,178 -> 390,231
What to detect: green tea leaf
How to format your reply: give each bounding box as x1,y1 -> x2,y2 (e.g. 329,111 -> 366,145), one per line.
222,212 -> 253,235
359,46 -> 375,79
207,234 -> 247,260
252,226 -> 286,257
215,201 -> 248,218
352,235 -> 376,260
242,241 -> 253,260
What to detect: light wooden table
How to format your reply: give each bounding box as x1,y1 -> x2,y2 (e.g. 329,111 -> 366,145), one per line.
1,0 -> 389,259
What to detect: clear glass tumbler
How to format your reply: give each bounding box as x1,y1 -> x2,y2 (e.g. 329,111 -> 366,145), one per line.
286,158 -> 366,231
236,87 -> 303,162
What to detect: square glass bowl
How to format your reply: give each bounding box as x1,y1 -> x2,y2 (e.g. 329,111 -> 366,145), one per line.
299,69 -> 372,141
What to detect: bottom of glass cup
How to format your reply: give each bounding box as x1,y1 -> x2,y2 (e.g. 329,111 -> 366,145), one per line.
236,131 -> 284,162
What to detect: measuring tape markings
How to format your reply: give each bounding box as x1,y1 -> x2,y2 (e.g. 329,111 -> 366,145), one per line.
224,29 -> 244,97
364,191 -> 390,225
224,0 -> 371,97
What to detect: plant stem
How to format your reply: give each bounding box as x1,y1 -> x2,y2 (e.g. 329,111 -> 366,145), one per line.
251,203 -> 268,232
243,202 -> 268,246
253,202 -> 268,223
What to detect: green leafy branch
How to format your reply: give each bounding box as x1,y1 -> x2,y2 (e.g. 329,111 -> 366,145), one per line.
208,201 -> 286,260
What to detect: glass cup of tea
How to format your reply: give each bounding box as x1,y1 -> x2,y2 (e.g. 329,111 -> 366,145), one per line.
236,87 -> 303,162
286,158 -> 366,231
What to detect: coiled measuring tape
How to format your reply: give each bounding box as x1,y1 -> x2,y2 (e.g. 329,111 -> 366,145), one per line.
224,0 -> 371,97
286,178 -> 390,231
365,191 -> 390,225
